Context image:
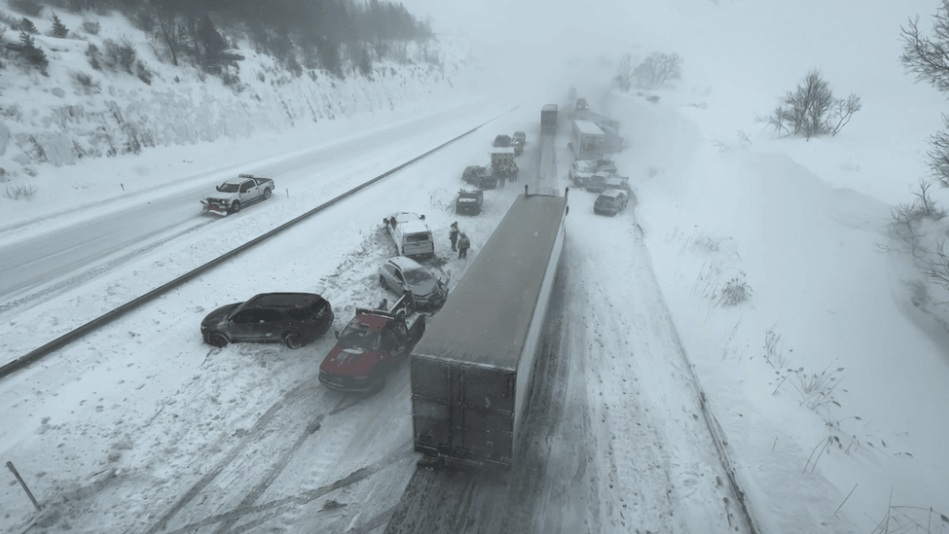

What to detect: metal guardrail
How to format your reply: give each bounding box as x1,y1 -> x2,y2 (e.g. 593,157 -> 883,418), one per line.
0,108 -> 516,379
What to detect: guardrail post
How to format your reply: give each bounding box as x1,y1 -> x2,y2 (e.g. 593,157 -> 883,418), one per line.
6,461 -> 41,511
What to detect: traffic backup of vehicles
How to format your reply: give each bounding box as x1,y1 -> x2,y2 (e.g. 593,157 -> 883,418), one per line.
200,293 -> 334,349
201,174 -> 275,215
383,212 -> 435,259
319,294 -> 426,394
379,256 -> 448,310
410,187 -> 569,470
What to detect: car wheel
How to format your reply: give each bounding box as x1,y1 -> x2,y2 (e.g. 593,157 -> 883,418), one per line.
283,332 -> 306,349
379,275 -> 389,290
208,333 -> 228,348
230,201 -> 241,213
263,188 -> 272,200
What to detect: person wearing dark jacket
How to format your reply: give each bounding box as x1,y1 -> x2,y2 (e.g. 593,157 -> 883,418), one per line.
457,233 -> 470,259
449,222 -> 459,251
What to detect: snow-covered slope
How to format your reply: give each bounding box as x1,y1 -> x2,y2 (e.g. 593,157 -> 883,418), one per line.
0,3 -> 478,181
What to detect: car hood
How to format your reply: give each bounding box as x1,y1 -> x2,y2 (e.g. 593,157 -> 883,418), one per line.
205,190 -> 239,200
201,303 -> 240,327
408,279 -> 440,297
320,345 -> 384,377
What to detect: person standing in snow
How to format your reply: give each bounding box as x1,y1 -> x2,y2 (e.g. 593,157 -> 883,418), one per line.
457,233 -> 470,259
449,222 -> 459,251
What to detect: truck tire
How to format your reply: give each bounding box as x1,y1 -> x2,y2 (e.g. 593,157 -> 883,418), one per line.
230,201 -> 241,214
263,188 -> 272,200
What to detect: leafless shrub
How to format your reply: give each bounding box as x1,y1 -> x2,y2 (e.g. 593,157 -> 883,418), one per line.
85,42 -> 102,70
3,182 -> 37,200
763,325 -> 790,370
889,178 -> 946,258
715,272 -> 752,307
869,497 -> 949,534
81,19 -> 100,35
790,364 -> 845,411
70,69 -> 99,93
768,70 -> 861,140
102,36 -> 137,74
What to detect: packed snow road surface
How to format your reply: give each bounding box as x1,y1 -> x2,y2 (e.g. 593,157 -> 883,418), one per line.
384,213 -> 752,534
0,103 -> 751,534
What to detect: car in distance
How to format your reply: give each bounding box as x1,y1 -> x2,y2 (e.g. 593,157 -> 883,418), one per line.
593,189 -> 629,216
462,165 -> 498,189
201,293 -> 334,349
455,188 -> 484,215
379,256 -> 448,309
512,131 -> 526,145
493,134 -> 512,148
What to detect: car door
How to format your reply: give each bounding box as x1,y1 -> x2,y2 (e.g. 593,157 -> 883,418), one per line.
254,308 -> 286,341
391,263 -> 408,293
381,263 -> 399,293
239,180 -> 257,202
228,308 -> 258,341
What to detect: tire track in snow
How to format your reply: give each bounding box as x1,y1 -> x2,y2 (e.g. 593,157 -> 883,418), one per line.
570,243 -> 679,533
503,257 -> 604,534
211,411 -> 327,534
162,442 -> 413,534
144,376 -> 324,534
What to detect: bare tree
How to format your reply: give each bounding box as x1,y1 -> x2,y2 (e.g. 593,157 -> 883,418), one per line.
901,3 -> 949,92
151,2 -> 184,66
632,52 -> 682,89
768,70 -> 859,140
783,69 -> 833,139
828,94 -> 862,136
902,2 -> 949,187
614,52 -> 635,92
651,52 -> 682,87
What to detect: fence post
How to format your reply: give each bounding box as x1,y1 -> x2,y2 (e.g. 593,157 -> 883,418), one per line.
6,461 -> 41,511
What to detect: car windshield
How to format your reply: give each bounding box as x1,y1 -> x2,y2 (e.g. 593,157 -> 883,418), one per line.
337,324 -> 380,351
218,183 -> 240,193
406,233 -> 430,243
403,267 -> 432,285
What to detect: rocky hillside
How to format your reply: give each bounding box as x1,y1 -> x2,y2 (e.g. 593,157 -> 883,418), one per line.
0,3 -> 478,180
